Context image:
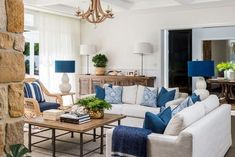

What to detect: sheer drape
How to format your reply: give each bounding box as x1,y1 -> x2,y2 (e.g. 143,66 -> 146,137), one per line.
37,12 -> 80,93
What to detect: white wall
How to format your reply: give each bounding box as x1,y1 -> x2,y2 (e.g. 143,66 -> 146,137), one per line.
81,5 -> 235,87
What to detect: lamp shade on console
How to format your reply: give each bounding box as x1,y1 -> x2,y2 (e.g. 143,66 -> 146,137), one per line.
55,60 -> 75,93
188,61 -> 215,77
133,42 -> 153,76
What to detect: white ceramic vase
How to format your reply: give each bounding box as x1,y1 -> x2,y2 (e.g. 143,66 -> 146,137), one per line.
224,70 -> 228,80
227,69 -> 235,80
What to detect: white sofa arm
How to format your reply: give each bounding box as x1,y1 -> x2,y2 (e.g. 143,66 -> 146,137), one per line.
106,128 -> 192,157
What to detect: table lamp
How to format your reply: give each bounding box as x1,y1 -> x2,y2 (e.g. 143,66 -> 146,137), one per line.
133,42 -> 153,76
188,60 -> 214,99
55,60 -> 75,93
80,44 -> 96,75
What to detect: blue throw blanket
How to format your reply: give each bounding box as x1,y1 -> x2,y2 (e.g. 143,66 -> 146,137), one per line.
112,125 -> 152,157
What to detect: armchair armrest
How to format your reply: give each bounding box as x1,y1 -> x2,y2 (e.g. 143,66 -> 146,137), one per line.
24,98 -> 41,116
44,93 -> 63,107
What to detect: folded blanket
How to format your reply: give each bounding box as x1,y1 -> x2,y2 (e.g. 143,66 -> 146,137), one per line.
112,125 -> 152,157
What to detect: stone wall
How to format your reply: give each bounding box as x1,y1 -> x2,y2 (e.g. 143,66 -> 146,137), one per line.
0,0 -> 25,156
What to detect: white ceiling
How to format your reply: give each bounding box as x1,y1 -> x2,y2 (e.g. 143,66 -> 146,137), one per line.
24,0 -> 235,16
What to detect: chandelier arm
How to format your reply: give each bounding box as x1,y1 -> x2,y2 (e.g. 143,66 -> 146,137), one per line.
97,0 -> 107,16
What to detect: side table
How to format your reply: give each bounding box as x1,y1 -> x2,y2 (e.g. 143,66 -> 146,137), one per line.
57,92 -> 76,106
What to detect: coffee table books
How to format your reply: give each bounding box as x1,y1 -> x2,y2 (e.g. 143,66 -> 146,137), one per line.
60,113 -> 91,124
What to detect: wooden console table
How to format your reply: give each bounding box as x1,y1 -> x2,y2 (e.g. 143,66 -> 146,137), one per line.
76,75 -> 156,97
207,78 -> 235,103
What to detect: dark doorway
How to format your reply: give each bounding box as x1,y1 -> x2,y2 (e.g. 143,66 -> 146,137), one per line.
169,29 -> 192,93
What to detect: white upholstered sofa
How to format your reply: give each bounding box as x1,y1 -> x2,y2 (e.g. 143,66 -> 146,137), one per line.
106,95 -> 232,157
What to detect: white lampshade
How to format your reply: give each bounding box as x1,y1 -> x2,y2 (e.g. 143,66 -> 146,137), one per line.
80,44 -> 96,55
133,42 -> 153,54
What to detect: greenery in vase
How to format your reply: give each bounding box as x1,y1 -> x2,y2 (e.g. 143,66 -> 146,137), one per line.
92,54 -> 108,67
76,96 -> 112,111
7,144 -> 31,157
216,62 -> 235,72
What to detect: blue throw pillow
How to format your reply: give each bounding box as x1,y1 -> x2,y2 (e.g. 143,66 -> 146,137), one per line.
95,84 -> 112,100
105,86 -> 123,104
190,93 -> 201,103
157,87 -> 176,107
172,97 -> 194,116
143,107 -> 172,134
140,87 -> 158,107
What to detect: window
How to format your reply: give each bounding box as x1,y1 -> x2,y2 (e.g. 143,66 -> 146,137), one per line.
23,31 -> 40,76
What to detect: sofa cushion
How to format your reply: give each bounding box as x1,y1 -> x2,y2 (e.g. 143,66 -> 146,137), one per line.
190,93 -> 201,103
122,104 -> 160,118
140,87 -> 158,107
105,86 -> 123,104
172,97 -> 194,116
39,102 -> 60,112
159,87 -> 179,99
200,95 -> 220,114
95,84 -> 112,100
24,81 -> 45,102
143,107 -> 172,134
136,85 -> 157,105
122,85 -> 138,104
157,87 -> 176,107
105,104 -> 123,115
164,102 -> 205,136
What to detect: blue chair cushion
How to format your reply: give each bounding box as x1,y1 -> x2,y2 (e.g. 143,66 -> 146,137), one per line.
95,84 -> 112,100
190,93 -> 201,103
24,80 -> 45,102
157,87 -> 176,107
39,102 -> 60,112
143,107 -> 172,134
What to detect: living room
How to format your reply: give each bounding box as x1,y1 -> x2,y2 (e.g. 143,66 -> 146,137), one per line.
0,0 -> 235,157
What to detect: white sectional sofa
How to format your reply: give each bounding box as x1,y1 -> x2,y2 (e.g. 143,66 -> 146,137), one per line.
106,95 -> 232,157
105,85 -> 188,127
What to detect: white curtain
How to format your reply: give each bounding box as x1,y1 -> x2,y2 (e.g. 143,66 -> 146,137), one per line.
37,12 -> 81,104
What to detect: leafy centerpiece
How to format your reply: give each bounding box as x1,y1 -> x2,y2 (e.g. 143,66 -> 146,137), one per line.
92,54 -> 108,75
216,62 -> 235,80
76,96 -> 112,119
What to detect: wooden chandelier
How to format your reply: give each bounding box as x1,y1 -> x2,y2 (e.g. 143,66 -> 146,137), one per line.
76,0 -> 114,24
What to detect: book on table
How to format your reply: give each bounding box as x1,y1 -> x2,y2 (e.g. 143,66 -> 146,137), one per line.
60,113 -> 91,124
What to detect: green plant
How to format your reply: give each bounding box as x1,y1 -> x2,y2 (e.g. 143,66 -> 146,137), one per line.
7,144 -> 31,157
92,54 -> 108,67
216,62 -> 235,72
76,96 -> 112,111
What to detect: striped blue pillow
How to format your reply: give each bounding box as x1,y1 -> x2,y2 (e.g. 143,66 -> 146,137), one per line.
24,81 -> 45,102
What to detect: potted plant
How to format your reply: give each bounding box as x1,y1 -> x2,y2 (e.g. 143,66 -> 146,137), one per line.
76,96 -> 112,119
216,62 -> 235,80
7,144 -> 31,157
92,54 -> 108,75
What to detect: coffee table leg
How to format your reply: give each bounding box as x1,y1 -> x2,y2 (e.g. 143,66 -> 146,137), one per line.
28,124 -> 32,152
71,131 -> 74,138
80,133 -> 83,157
93,129 -> 96,142
52,129 -> 56,157
118,120 -> 121,125
100,126 -> 104,154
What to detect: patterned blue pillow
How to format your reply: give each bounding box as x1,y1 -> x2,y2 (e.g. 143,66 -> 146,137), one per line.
95,84 -> 112,100
157,87 -> 176,107
140,87 -> 158,107
172,97 -> 194,116
105,86 -> 123,104
190,93 -> 201,103
24,81 -> 45,102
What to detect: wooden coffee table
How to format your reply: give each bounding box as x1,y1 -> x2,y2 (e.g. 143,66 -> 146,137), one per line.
24,114 -> 126,157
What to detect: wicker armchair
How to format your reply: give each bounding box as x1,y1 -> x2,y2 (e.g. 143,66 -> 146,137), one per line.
24,78 -> 63,117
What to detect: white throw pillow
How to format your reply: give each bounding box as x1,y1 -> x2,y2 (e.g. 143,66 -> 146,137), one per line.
136,85 -> 157,105
122,85 -> 138,104
164,102 -> 206,136
200,95 -> 219,114
158,87 -> 179,99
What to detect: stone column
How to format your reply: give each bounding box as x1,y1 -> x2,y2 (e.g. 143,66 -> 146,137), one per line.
0,0 -> 25,156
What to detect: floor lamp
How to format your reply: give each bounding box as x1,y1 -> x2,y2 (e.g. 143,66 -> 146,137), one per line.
133,42 -> 153,76
80,44 -> 96,75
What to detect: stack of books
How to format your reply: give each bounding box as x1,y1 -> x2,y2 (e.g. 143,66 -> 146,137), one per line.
60,113 -> 91,124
